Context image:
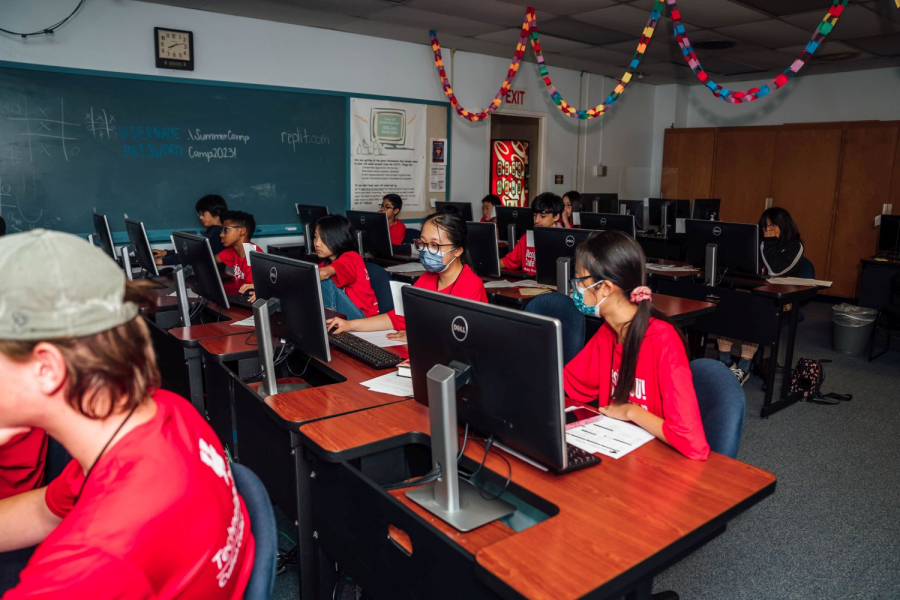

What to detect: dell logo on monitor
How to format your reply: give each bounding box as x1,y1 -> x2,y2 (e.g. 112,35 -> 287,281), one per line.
512,211 -> 519,218
182,242 -> 188,253
713,226 -> 722,236
600,218 -> 607,227
360,216 -> 366,225
565,235 -> 575,248
270,267 -> 278,284
451,316 -> 468,342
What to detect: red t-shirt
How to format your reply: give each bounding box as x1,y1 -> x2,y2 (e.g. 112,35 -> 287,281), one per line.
5,390 -> 255,599
389,220 -> 407,246
218,243 -> 262,296
501,232 -> 536,276
387,264 -> 487,330
320,251 -> 379,317
0,428 -> 48,500
563,319 -> 710,460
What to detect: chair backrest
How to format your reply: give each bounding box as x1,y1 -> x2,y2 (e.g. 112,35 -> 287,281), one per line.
689,359 -> 745,459
795,256 -> 815,279
523,292 -> 585,364
402,228 -> 421,246
232,463 -> 277,600
365,261 -> 394,313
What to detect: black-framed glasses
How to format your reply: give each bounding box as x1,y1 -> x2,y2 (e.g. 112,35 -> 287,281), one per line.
413,239 -> 455,255
221,225 -> 244,234
378,203 -> 396,211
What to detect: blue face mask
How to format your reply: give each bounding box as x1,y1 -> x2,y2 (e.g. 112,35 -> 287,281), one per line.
571,279 -> 606,317
420,249 -> 456,273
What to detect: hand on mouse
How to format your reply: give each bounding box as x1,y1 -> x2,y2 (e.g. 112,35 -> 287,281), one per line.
239,283 -> 256,303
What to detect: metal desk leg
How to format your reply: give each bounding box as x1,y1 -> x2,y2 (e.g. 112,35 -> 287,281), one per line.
292,432 -> 317,600
760,323 -> 781,418
625,577 -> 653,600
779,306 -> 801,401
760,306 -> 802,418
185,348 -> 204,415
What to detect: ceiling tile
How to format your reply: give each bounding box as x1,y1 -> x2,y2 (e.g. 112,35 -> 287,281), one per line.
268,0 -> 395,17
201,0 -> 361,29
539,53 -> 621,76
337,18 -> 452,44
572,4 -> 656,35
677,29 -> 767,54
637,61 -> 694,78
367,6 -> 506,37
404,0 -> 555,27
477,28 -> 592,52
536,17 -> 635,45
842,32 -> 900,57
438,36 -> 522,58
712,20 -> 814,49
725,49 -> 800,70
782,5 -> 900,40
669,0 -> 769,28
729,0 -> 838,17
692,56 -> 767,75
495,0 -> 618,16
603,35 -> 687,64
559,45 -> 636,67
775,40 -> 875,60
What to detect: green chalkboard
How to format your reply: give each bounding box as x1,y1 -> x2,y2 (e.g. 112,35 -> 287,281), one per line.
0,63 -> 348,238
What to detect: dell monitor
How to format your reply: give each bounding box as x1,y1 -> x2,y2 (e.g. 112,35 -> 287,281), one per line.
618,200 -> 646,230
124,218 -> 159,277
465,221 -> 501,278
434,201 -> 474,222
171,231 -> 230,309
533,227 -> 599,286
345,210 -> 393,258
878,214 -> 900,256
92,213 -> 116,261
495,205 -> 534,243
685,220 -> 760,276
582,193 -> 619,214
579,213 -> 636,239
648,198 -> 691,231
692,199 -> 721,221
295,204 -> 329,229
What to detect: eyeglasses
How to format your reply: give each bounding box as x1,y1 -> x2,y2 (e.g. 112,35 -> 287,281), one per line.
571,276 -> 604,291
378,203 -> 396,211
221,225 -> 244,234
413,239 -> 455,255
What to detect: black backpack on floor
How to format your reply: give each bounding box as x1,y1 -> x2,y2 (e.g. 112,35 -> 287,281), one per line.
789,358 -> 852,405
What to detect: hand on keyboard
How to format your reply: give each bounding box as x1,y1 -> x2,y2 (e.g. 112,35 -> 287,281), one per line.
239,284 -> 256,303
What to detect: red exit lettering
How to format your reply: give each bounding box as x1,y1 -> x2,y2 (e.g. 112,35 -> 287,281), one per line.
505,90 -> 525,105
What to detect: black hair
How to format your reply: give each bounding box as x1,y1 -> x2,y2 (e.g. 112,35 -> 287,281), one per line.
0,216 -> 5,237
481,194 -> 502,207
563,190 -> 583,212
382,193 -> 403,211
195,194 -> 228,219
421,211 -> 470,265
759,207 -> 801,247
314,215 -> 358,262
532,192 -> 564,216
221,210 -> 256,240
575,231 -> 682,405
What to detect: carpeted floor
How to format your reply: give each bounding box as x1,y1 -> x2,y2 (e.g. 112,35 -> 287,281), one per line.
273,301 -> 900,599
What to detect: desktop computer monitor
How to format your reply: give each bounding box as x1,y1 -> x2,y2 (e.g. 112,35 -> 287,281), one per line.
878,214 -> 900,255
495,205 -> 534,243
434,201 -> 474,222
250,252 -> 331,363
618,200 -> 646,230
533,227 -> 599,286
345,210 -> 393,258
93,213 -> 116,261
465,222 -> 501,278
648,198 -> 691,230
405,287 -> 567,472
171,231 -> 230,308
582,193 -> 618,214
692,199 -> 721,221
685,220 -> 760,276
124,218 -> 159,277
579,213 -> 636,238
295,204 -> 329,228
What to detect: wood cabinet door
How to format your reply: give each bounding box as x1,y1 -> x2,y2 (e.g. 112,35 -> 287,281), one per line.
829,123 -> 900,298
661,129 -> 716,200
770,125 -> 844,291
712,127 -> 776,224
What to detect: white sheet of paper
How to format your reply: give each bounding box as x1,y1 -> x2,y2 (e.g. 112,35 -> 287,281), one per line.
360,372 -> 414,397
490,206 -> 497,219
385,262 -> 425,274
232,316 -> 255,327
767,277 -> 832,288
572,212 -> 581,226
390,281 -> 409,317
349,330 -> 406,348
565,416 -> 655,459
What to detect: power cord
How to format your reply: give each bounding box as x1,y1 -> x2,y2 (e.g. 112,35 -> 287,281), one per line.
0,0 -> 88,38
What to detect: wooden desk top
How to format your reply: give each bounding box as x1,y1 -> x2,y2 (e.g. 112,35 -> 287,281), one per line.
862,256 -> 900,267
300,400 -> 776,600
166,303 -> 252,343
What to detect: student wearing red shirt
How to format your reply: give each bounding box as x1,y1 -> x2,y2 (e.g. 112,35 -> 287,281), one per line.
561,190 -> 583,229
315,215 -> 379,318
480,194 -> 501,223
327,211 -> 486,342
564,231 -> 710,461
0,229 -> 254,598
380,194 -> 407,246
217,210 -> 262,296
502,192 -> 564,276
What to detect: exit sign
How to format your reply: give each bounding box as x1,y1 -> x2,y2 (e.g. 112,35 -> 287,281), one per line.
505,90 -> 525,105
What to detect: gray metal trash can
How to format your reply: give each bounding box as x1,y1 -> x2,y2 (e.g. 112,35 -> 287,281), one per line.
832,303 -> 878,355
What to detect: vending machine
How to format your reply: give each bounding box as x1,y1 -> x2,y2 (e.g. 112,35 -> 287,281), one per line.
490,140 -> 529,207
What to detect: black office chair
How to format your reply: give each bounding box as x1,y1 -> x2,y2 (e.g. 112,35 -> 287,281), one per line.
795,256 -> 815,279
365,261 -> 394,313
868,271 -> 900,361
232,463 -> 277,600
523,292 -> 586,364
402,228 -> 421,245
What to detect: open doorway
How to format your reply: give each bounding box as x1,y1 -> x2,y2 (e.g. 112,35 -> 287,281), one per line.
488,113 -> 546,208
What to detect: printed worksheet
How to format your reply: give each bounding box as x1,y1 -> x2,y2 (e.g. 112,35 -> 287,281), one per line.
566,416 -> 655,459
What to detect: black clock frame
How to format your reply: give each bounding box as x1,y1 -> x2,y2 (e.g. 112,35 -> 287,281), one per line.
154,27 -> 194,71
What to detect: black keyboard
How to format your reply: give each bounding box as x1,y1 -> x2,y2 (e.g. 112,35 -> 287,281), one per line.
227,293 -> 254,309
329,332 -> 404,370
552,443 -> 602,474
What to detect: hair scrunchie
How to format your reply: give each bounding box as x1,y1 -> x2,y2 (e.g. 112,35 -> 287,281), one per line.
629,286 -> 652,304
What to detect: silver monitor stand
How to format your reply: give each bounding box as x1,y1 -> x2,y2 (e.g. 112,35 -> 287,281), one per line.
252,297 -> 308,398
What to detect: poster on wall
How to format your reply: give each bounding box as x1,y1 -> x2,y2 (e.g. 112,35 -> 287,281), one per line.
350,98 -> 426,211
490,140 -> 529,207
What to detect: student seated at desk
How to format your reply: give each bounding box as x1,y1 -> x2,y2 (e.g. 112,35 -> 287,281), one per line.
501,192 -> 564,276
327,211 -> 486,342
155,194 -> 228,266
314,215 -> 379,319
564,231 -> 710,461
561,190 -> 582,229
717,207 -> 805,386
481,194 -> 501,223
217,210 -> 262,296
380,193 -> 406,246
0,230 -> 254,597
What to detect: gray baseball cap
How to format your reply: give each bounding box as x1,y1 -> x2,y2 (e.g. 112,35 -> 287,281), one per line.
0,229 -> 139,340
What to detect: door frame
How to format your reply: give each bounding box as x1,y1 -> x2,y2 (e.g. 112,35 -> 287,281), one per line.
487,108 -> 549,204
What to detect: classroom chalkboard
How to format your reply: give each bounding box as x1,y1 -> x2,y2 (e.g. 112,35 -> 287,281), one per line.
0,63 -> 348,237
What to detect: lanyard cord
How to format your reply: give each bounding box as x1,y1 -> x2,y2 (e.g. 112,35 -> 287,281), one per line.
74,403 -> 140,504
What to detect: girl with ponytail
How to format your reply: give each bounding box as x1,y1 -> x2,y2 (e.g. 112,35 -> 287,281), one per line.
564,231 -> 710,460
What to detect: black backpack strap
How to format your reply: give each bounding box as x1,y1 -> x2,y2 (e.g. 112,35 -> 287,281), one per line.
805,392 -> 852,405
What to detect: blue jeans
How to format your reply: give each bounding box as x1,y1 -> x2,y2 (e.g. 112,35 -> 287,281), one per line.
689,358 -> 746,459
320,279 -> 366,320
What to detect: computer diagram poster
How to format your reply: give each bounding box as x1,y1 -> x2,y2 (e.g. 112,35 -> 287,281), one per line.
350,98 -> 426,211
